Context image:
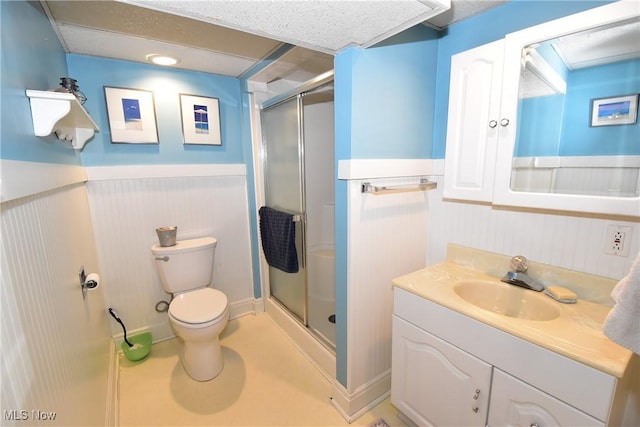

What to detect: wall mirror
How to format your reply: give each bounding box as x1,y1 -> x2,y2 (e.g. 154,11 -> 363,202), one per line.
494,1 -> 640,217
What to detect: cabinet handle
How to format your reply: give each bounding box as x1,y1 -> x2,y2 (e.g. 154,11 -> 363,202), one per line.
471,389 -> 480,412
488,120 -> 498,128
500,118 -> 510,127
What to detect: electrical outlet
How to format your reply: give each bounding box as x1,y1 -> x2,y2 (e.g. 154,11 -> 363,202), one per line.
604,224 -> 632,256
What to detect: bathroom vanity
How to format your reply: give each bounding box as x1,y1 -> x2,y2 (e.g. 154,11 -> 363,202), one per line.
390,247 -> 638,427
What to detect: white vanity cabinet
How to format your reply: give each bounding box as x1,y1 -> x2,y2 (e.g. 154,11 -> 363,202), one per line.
391,287 -> 624,427
392,316 -> 492,426
443,39 -> 506,202
489,369 -> 603,426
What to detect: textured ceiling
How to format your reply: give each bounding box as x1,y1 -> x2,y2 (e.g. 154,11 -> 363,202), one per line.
44,0 -> 286,77
42,0 -> 504,81
121,0 -> 452,54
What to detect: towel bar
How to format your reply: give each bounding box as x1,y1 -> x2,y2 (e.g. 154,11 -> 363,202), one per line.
361,178 -> 437,195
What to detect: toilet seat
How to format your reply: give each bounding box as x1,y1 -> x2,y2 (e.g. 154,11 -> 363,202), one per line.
169,288 -> 228,324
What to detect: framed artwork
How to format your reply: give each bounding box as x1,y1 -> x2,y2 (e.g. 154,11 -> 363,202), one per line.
179,94 -> 222,145
103,87 -> 158,143
590,94 -> 639,127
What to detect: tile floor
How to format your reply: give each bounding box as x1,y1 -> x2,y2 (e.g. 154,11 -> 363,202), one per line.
118,313 -> 407,426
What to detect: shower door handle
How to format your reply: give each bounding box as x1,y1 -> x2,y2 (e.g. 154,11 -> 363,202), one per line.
293,212 -> 306,269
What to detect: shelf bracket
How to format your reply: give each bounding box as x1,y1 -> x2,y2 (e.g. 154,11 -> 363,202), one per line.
26,90 -> 99,150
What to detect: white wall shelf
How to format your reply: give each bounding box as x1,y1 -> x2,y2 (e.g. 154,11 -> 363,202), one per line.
26,89 -> 99,150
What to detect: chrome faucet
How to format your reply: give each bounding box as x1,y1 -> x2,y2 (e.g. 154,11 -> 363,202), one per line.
501,255 -> 545,292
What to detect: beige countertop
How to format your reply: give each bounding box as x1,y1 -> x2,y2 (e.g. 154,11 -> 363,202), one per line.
392,261 -> 633,378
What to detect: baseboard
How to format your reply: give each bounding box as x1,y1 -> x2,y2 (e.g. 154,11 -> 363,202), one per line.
104,338 -> 119,427
230,297 -> 261,319
112,298 -> 263,344
398,411 -> 418,427
330,370 -> 391,422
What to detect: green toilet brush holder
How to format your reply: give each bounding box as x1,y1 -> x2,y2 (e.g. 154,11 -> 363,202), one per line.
108,308 -> 152,362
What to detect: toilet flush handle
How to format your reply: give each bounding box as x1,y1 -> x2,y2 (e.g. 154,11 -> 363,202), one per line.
155,256 -> 169,262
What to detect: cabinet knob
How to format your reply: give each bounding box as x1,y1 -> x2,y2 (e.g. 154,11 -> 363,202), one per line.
488,120 -> 498,128
500,118 -> 510,127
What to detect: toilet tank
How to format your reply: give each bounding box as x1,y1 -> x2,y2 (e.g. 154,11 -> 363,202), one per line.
151,237 -> 217,294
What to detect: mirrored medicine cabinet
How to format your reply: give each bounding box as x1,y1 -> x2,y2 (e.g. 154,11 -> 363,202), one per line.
493,0 -> 639,217
445,0 -> 640,217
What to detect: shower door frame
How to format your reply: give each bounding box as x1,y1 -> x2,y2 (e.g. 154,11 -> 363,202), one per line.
261,94 -> 308,326
259,71 -> 334,332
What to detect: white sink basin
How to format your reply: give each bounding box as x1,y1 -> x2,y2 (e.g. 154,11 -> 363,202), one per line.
453,280 -> 561,321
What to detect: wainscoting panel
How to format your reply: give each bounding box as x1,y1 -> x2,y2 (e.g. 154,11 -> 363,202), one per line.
427,175 -> 639,281
87,171 -> 254,340
1,182 -> 112,426
346,177 -> 430,394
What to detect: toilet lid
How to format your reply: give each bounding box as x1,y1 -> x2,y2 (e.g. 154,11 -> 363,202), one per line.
169,288 -> 228,324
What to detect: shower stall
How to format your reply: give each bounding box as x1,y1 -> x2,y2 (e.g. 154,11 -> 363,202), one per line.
259,74 -> 336,350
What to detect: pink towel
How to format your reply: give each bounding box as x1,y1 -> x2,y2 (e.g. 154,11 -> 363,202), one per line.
603,253 -> 640,354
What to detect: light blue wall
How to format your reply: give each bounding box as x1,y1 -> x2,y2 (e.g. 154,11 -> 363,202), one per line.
346,26 -> 440,158
516,94 -> 565,156
1,1 -> 78,164
67,55 -> 244,166
334,46 -> 355,388
560,59 -> 640,156
431,0 -> 611,159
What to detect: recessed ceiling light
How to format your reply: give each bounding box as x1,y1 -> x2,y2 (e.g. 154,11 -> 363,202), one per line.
146,54 -> 180,66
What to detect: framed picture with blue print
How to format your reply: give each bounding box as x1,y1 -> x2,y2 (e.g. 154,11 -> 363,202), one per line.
590,94 -> 639,127
179,94 -> 222,145
103,86 -> 158,144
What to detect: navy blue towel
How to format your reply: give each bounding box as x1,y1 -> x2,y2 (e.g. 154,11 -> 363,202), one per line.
259,206 -> 299,273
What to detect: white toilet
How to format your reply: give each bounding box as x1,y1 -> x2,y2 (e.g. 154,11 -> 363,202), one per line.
151,237 -> 229,381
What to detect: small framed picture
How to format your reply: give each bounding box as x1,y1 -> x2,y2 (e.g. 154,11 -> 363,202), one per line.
590,94 -> 639,127
179,94 -> 222,145
103,87 -> 158,143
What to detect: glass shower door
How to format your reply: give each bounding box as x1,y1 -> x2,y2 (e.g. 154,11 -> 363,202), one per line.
261,96 -> 307,323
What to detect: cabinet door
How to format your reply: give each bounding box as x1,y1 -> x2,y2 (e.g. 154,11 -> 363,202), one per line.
488,369 -> 605,427
444,39 -> 505,202
392,316 -> 492,427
